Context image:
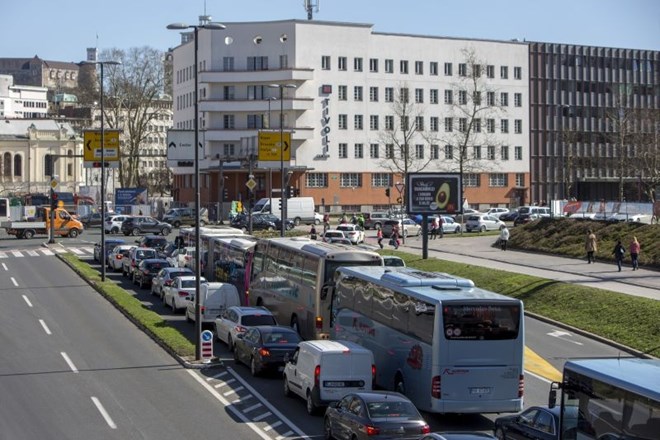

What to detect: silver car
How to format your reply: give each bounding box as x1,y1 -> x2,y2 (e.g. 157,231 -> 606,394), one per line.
381,218 -> 422,238
465,214 -> 506,232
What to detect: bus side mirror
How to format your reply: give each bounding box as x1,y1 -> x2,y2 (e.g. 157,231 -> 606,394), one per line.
320,285 -> 331,300
548,381 -> 559,408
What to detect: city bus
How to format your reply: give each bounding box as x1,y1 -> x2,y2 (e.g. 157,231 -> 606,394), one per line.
330,265 -> 525,414
208,236 -> 257,304
248,237 -> 383,340
548,357 -> 660,440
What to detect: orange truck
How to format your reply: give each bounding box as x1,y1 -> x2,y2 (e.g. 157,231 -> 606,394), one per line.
1,206 -> 84,239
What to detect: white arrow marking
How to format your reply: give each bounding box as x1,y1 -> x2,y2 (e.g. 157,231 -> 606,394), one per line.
547,329 -> 583,345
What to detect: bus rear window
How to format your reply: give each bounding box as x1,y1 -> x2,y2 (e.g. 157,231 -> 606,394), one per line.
442,304 -> 520,340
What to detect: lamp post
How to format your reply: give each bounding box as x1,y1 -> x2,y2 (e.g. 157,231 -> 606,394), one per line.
82,60 -> 121,281
168,20 -> 225,361
268,84 -> 296,237
266,97 -> 277,214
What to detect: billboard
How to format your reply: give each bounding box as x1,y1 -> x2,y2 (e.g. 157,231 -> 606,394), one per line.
406,173 -> 462,215
115,188 -> 148,206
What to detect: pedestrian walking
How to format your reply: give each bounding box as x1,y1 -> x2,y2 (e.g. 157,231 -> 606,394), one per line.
499,225 -> 510,251
630,236 -> 641,271
323,213 -> 330,233
310,224 -> 318,240
430,218 -> 439,240
377,228 -> 384,249
612,239 -> 625,272
585,229 -> 598,264
391,226 -> 400,249
437,216 -> 444,238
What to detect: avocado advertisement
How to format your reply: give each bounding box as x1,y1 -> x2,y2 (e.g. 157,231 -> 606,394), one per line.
406,173 -> 462,215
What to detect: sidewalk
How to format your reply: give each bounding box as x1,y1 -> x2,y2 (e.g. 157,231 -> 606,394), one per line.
394,234 -> 660,301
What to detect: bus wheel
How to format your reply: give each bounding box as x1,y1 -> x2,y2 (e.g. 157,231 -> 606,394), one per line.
291,316 -> 300,335
494,428 -> 505,439
395,374 -> 406,395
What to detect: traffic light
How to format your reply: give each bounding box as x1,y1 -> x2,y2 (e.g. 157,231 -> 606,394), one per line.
287,185 -> 295,198
223,187 -> 229,201
293,187 -> 300,197
385,188 -> 391,197
50,190 -> 58,209
278,198 -> 283,211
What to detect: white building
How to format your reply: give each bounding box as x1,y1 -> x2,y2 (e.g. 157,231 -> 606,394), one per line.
0,74 -> 49,119
169,19 -> 529,211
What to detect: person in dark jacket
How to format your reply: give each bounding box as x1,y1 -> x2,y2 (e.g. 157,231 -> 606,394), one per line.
612,239 -> 625,272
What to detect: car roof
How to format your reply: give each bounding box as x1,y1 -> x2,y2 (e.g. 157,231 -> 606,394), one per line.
227,306 -> 273,315
348,391 -> 411,403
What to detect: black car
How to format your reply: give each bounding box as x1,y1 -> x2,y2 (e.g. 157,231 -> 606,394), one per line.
80,212 -> 106,228
513,214 -> 532,226
494,405 -> 578,440
231,213 -> 294,231
132,258 -> 172,288
499,211 -> 519,222
137,235 -> 169,252
121,216 -> 172,236
233,325 -> 302,376
324,391 -> 430,439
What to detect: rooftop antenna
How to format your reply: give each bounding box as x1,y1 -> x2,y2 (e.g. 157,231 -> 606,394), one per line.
199,0 -> 211,25
303,0 -> 319,20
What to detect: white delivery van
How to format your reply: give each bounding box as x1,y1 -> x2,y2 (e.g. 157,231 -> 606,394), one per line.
283,340 -> 375,415
185,282 -> 240,324
252,197 -> 315,226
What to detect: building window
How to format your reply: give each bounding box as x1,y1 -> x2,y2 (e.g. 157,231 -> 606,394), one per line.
369,86 -> 379,102
370,143 -> 379,158
340,173 -> 362,187
501,145 -> 510,160
354,114 -> 363,130
223,114 -> 235,129
458,90 -> 467,105
487,91 -> 495,106
385,115 -> 394,130
415,144 -> 424,159
222,57 -> 235,71
487,145 -> 496,160
385,59 -> 394,73
321,55 -> 331,70
473,145 -> 482,159
372,173 -> 392,187
14,154 -> 22,177
444,62 -> 452,76
338,85 -> 347,101
500,92 -> 509,106
485,65 -> 494,79
247,114 -> 264,129
500,65 -> 508,79
472,64 -> 482,77
464,173 -> 480,187
354,57 -> 363,72
279,54 -> 288,69
338,143 -> 348,158
501,119 -> 509,133
444,145 -> 453,159
223,86 -> 235,100
247,85 -> 266,100
515,173 -> 525,187
430,89 -> 438,104
369,58 -> 378,72
415,60 -> 423,75
247,56 -> 268,71
401,116 -> 409,131
444,117 -> 453,132
489,173 -> 507,187
370,115 -> 379,130
487,119 -> 495,133
458,118 -> 467,132
444,89 -> 453,104
354,86 -> 363,101
430,61 -> 438,75
223,143 -> 235,157
385,144 -> 394,158
458,63 -> 467,76
474,119 -> 481,133
415,88 -> 423,103
514,66 -> 522,79
514,93 -> 522,107
338,56 -> 347,71
514,119 -> 522,134
385,87 -> 394,102
415,116 -> 424,131
338,114 -> 348,130
514,146 -> 523,160
306,172 -> 328,187
431,144 -> 439,159
473,91 -> 482,105
354,143 -> 364,158
430,116 -> 439,132
400,87 -> 409,103
400,60 -> 409,74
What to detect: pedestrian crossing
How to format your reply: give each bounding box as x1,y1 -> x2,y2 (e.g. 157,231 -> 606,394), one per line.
0,246 -> 94,259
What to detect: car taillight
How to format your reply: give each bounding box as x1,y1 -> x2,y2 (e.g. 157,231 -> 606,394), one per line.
164,280 -> 173,286
185,255 -> 191,261
116,255 -> 123,260
178,291 -> 188,297
315,316 -> 323,329
372,364 -> 377,387
314,365 -> 320,387
432,375 -> 441,398
200,306 -> 205,313
518,374 -> 524,397
258,348 -> 271,357
365,425 -> 380,436
420,425 -> 431,434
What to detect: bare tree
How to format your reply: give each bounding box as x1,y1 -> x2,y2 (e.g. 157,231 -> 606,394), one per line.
98,47 -> 168,189
138,167 -> 174,197
630,108 -> 660,202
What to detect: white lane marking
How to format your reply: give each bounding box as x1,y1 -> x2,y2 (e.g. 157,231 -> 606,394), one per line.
11,277 -> 18,287
53,248 -> 68,254
39,319 -> 52,335
91,397 -> 117,429
2,262 -> 8,269
547,329 -> 584,345
60,352 -> 79,373
525,369 -> 553,384
41,249 -> 54,256
185,370 -> 273,440
22,295 -> 33,307
214,378 -> 236,388
11,251 -> 24,258
253,411 -> 273,422
233,394 -> 253,404
276,432 -> 294,440
0,252 -> 7,259
243,403 -> 263,413
69,248 -> 85,255
27,250 -> 39,256
263,421 -> 282,431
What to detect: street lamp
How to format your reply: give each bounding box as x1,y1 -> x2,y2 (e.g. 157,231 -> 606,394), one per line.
167,20 -> 225,361
82,60 -> 121,281
265,97 -> 277,215
268,84 -> 296,237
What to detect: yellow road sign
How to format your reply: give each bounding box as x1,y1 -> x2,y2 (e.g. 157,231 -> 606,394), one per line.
258,131 -> 291,161
83,130 -> 121,162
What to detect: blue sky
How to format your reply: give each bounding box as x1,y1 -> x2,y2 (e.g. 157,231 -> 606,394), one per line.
2,0 -> 658,62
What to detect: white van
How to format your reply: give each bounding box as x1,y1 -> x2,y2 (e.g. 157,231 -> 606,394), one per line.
252,197 -> 315,226
185,282 -> 241,324
283,340 -> 375,415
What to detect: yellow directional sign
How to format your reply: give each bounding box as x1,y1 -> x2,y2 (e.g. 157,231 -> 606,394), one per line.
258,131 -> 291,161
83,130 -> 121,162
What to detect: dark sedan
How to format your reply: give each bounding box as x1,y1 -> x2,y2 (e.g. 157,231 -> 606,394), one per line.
93,238 -> 126,262
121,216 -> 172,236
80,212 -> 106,228
133,258 -> 172,289
233,325 -> 301,377
323,391 -> 430,440
231,213 -> 294,231
494,405 -> 578,440
499,211 -> 519,222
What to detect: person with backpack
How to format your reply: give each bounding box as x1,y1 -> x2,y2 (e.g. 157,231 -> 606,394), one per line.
612,239 -> 625,272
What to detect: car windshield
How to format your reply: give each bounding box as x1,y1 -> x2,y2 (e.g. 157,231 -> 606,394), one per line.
242,315 -> 277,326
367,400 -> 420,419
263,331 -> 301,344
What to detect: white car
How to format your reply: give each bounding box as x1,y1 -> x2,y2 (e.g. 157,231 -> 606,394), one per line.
321,229 -> 346,243
151,267 -> 194,298
162,275 -> 207,312
485,208 -> 510,219
104,215 -> 130,234
106,244 -> 136,272
465,214 -> 506,232
166,246 -> 196,268
336,224 -> 365,244
214,306 -> 277,351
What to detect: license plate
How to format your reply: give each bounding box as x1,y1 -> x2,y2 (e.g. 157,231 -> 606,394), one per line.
470,387 -> 491,395
324,381 -> 345,387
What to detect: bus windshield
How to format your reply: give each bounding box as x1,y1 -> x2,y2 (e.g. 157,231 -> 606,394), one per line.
442,304 -> 521,340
